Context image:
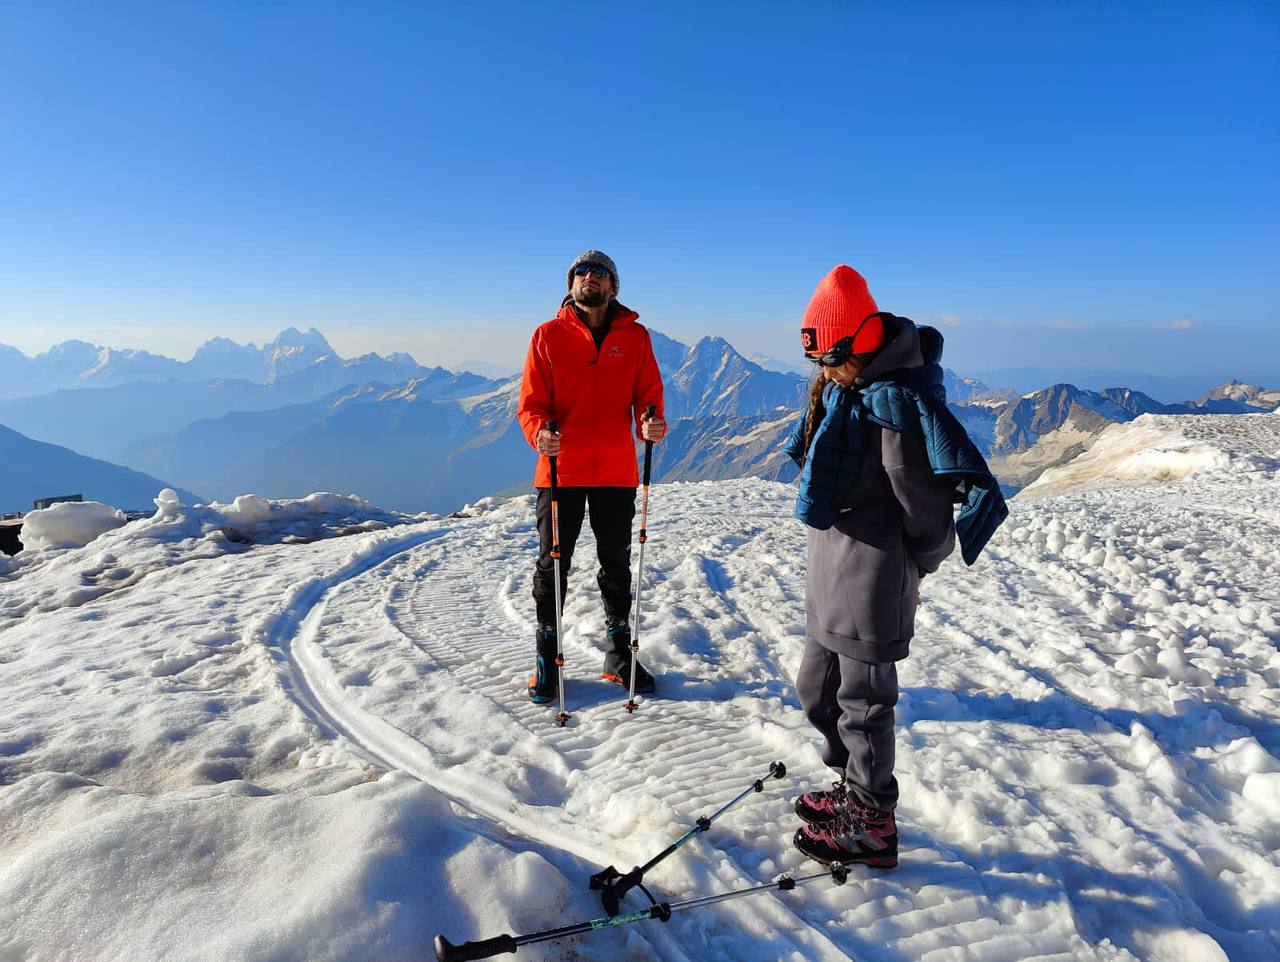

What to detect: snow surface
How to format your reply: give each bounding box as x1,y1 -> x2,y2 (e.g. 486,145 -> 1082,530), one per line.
1,420 -> 1278,961
1023,412 -> 1280,498
18,500 -> 127,551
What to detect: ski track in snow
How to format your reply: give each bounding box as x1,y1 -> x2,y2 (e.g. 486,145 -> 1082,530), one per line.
273,505 -> 851,962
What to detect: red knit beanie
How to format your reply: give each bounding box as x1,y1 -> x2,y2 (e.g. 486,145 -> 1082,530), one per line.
800,265 -> 883,357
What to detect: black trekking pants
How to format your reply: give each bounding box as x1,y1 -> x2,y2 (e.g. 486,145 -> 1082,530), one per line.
533,486 -> 636,628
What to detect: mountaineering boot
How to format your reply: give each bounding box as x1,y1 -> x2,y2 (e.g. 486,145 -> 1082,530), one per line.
527,625 -> 559,705
794,777 -> 849,826
600,619 -> 655,694
793,799 -> 898,868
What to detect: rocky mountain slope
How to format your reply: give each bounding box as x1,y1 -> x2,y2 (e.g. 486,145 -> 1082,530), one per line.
977,382 -> 1280,490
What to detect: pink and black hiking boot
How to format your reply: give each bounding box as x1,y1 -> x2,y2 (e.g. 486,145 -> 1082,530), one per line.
793,800 -> 898,869
794,778 -> 849,826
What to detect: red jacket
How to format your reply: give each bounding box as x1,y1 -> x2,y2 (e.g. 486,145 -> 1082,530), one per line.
517,299 -> 665,488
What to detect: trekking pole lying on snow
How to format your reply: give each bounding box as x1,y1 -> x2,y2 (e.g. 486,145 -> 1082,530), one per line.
626,403 -> 658,713
547,420 -> 570,728
432,861 -> 849,962
589,760 -> 786,913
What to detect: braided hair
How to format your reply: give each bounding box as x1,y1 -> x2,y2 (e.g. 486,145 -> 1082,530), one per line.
798,347 -> 882,467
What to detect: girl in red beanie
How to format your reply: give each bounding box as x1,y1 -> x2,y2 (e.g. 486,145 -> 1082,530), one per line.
784,265 -> 961,869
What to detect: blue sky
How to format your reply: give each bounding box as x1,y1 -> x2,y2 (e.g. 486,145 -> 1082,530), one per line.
1,1 -> 1276,385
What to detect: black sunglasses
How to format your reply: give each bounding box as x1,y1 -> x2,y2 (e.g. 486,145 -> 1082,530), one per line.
810,336 -> 855,367
806,312 -> 883,367
572,264 -> 610,278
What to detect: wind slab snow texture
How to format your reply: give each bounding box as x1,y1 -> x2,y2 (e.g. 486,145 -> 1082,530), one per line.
1,413 -> 1278,962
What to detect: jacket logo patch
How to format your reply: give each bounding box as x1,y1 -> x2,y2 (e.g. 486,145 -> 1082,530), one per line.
606,345 -> 625,359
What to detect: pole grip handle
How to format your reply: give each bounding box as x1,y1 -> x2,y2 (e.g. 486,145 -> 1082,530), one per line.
434,933 -> 518,961
546,420 -> 559,493
641,405 -> 656,485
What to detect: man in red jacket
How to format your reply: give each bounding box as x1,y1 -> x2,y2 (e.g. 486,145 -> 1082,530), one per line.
517,250 -> 667,704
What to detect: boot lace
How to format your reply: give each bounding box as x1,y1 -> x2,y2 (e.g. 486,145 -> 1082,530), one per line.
831,799 -> 893,838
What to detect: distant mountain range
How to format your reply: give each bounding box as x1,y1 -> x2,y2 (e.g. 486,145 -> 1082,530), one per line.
0,423 -> 199,515
979,381 -> 1280,489
117,333 -> 810,511
956,367 -> 1268,406
123,378 -> 529,518
2,327 -> 1277,515
0,327 -> 442,402
0,332 -> 496,465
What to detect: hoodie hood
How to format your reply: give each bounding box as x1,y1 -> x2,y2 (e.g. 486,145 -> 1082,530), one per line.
854,314 -> 924,386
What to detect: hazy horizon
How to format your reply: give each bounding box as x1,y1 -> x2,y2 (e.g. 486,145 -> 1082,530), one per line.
4,322 -> 1278,405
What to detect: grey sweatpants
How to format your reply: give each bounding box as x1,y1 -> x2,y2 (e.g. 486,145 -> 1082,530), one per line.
796,637 -> 899,810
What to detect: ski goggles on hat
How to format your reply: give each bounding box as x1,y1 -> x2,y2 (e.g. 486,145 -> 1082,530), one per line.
572,264 -> 611,278
805,312 -> 884,366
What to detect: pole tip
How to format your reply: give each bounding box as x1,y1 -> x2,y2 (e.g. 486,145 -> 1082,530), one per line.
770,761 -> 787,779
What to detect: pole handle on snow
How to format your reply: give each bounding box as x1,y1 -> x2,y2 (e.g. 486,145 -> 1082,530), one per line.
438,862 -> 848,960
545,420 -> 570,727
433,932 -> 517,961
589,760 -> 787,913
625,405 -> 659,713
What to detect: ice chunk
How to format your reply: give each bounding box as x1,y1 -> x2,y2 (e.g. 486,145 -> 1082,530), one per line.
153,488 -> 185,517
225,494 -> 274,527
19,501 -> 128,550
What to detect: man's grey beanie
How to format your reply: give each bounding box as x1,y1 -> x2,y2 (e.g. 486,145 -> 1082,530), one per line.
566,250 -> 619,295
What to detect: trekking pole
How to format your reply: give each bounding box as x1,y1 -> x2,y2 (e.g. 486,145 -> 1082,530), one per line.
433,861 -> 849,962
626,404 -> 658,713
589,760 -> 786,913
547,420 -> 569,728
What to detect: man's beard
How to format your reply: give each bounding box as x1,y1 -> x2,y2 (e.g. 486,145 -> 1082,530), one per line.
573,288 -> 608,309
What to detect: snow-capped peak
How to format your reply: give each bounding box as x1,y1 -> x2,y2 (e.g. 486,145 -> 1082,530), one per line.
262,328 -> 339,381
264,326 -> 337,358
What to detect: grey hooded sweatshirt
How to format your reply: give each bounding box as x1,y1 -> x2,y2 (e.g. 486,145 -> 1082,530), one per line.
805,317 -> 957,663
